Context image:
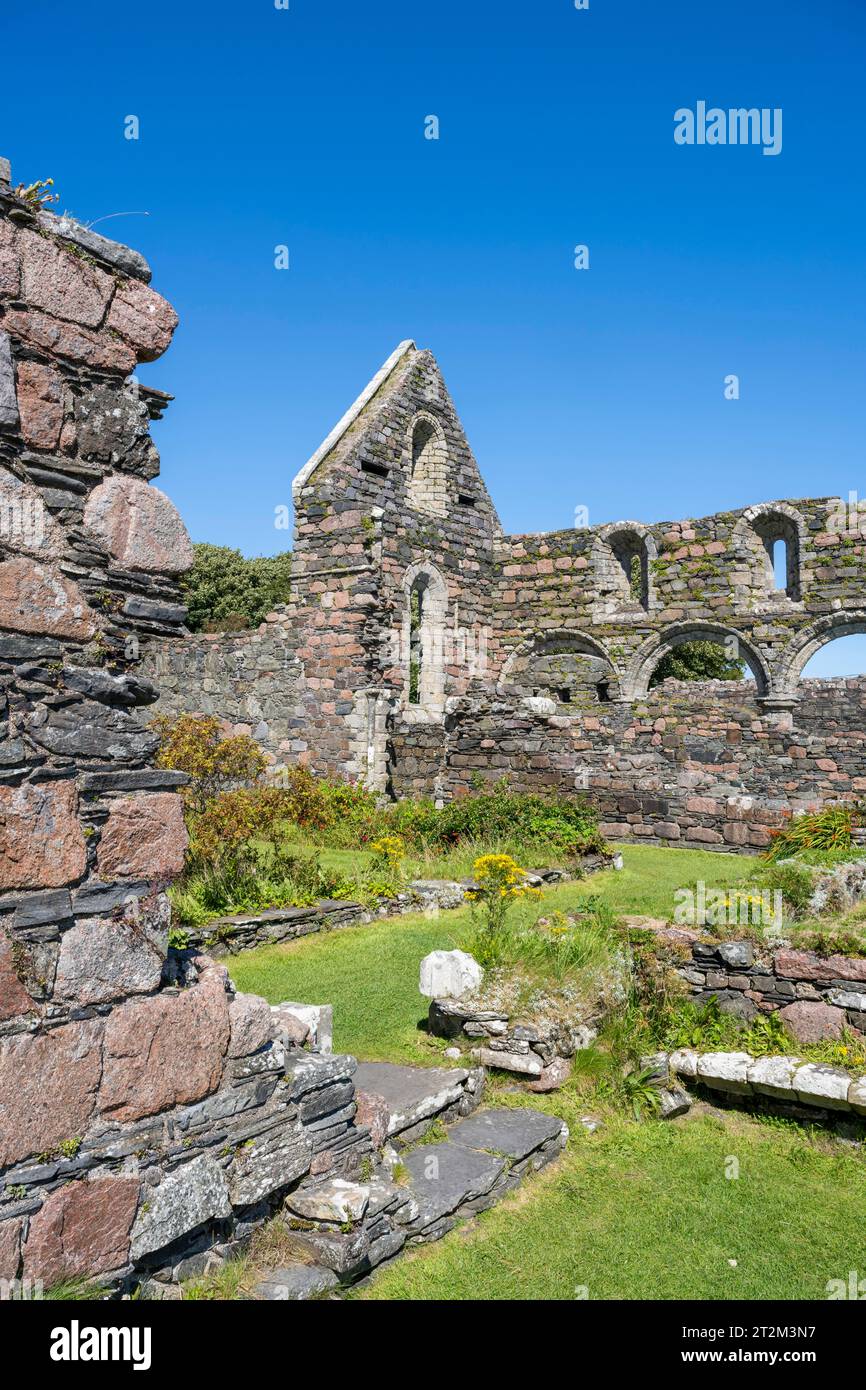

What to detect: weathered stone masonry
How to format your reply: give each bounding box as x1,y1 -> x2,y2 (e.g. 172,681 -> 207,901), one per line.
0,162 -> 380,1289
144,339 -> 866,847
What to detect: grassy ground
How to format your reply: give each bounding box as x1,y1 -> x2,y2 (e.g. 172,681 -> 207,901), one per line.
228,844 -> 756,1062
227,842 -> 866,1302
357,1104 -> 866,1301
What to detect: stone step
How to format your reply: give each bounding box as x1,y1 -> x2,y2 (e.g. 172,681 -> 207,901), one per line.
402,1106 -> 567,1243
353,1060 -> 481,1145
250,1105 -> 568,1299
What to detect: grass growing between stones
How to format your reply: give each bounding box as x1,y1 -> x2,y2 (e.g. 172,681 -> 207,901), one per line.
356,1102 -> 866,1301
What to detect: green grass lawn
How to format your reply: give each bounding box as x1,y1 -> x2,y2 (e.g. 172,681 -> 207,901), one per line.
228,844 -> 756,1062
228,842 -> 866,1302
357,1105 -> 866,1300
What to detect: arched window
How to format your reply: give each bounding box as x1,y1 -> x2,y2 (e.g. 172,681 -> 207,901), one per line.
595,524 -> 656,613
406,413 -> 448,517
401,562 -> 448,714
735,504 -> 804,603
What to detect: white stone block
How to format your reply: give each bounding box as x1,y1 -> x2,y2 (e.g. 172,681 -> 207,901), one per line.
419,949 -> 482,1000
847,1076 -> 866,1115
696,1052 -> 753,1094
747,1055 -> 801,1099
669,1047 -> 699,1079
794,1062 -> 851,1110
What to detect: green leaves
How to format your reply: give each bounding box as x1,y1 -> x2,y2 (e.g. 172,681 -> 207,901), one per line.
180,543 -> 292,632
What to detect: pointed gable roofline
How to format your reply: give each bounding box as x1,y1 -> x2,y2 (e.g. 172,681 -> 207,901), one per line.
292,339 -> 416,501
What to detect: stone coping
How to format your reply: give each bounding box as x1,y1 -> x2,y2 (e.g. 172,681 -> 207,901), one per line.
666,1048 -> 866,1115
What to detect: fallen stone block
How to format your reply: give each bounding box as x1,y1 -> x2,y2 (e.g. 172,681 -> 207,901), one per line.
419,949 -> 482,1000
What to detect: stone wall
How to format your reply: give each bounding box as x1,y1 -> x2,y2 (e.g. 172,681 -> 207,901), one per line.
0,161 -> 377,1290
141,616 -> 306,773
141,339 -> 866,841
661,933 -> 866,1034
388,678 -> 866,849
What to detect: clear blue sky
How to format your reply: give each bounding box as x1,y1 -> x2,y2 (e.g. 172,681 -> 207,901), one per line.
3,0 -> 865,673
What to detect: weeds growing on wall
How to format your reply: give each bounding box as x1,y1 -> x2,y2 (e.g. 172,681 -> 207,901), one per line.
659,997 -> 866,1073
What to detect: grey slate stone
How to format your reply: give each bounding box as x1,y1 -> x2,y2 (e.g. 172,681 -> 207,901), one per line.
37,210 -> 152,283
130,1156 -> 232,1261
0,331 -> 19,429
402,1140 -> 506,1231
446,1107 -> 565,1161
255,1264 -> 338,1300
353,1060 -> 468,1137
717,940 -> 754,969
26,701 -> 160,762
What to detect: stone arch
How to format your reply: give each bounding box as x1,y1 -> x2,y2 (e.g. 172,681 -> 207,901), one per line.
776,610 -> 866,696
593,522 -> 658,612
406,411 -> 449,518
498,628 -> 620,705
401,560 -> 449,715
623,621 -> 772,700
733,502 -> 806,602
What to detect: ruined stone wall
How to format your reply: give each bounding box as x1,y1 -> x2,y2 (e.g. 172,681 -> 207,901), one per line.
141,340 -> 866,838
0,163 -> 372,1290
140,614 -> 306,772
389,677 -> 866,849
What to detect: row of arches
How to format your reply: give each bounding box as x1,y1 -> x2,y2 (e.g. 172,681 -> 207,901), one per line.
595,503 -> 806,612
392,556 -> 866,717
499,613 -> 866,706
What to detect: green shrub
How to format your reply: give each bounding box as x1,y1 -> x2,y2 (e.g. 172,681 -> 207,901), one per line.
181,544 -> 292,632
390,780 -> 603,858
764,806 -> 857,862
755,861 -> 814,916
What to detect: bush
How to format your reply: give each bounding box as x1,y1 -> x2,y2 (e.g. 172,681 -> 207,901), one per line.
390,780 -> 603,858
764,806 -> 857,862
153,714 -> 266,814
181,544 -> 292,633
756,861 -> 814,916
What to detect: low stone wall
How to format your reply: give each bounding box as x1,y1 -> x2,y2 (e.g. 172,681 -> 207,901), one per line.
429,997 -> 596,1091
649,926 -> 866,1037
391,679 -> 866,852
179,869 -> 583,960
666,1048 -> 866,1125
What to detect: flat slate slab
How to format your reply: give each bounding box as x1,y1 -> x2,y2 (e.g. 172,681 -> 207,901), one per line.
353,1061 -> 468,1136
254,1264 -> 338,1301
401,1140 -> 506,1227
446,1108 -> 564,1161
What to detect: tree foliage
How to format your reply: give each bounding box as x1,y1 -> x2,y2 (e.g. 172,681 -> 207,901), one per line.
180,543 -> 292,633
650,640 -> 746,686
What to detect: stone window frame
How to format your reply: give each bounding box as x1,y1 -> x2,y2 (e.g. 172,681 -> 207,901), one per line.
400,559 -> 449,720
405,411 -> 449,518
592,522 -> 658,618
733,502 -> 806,608
497,628 -> 620,703
622,620 -> 773,701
